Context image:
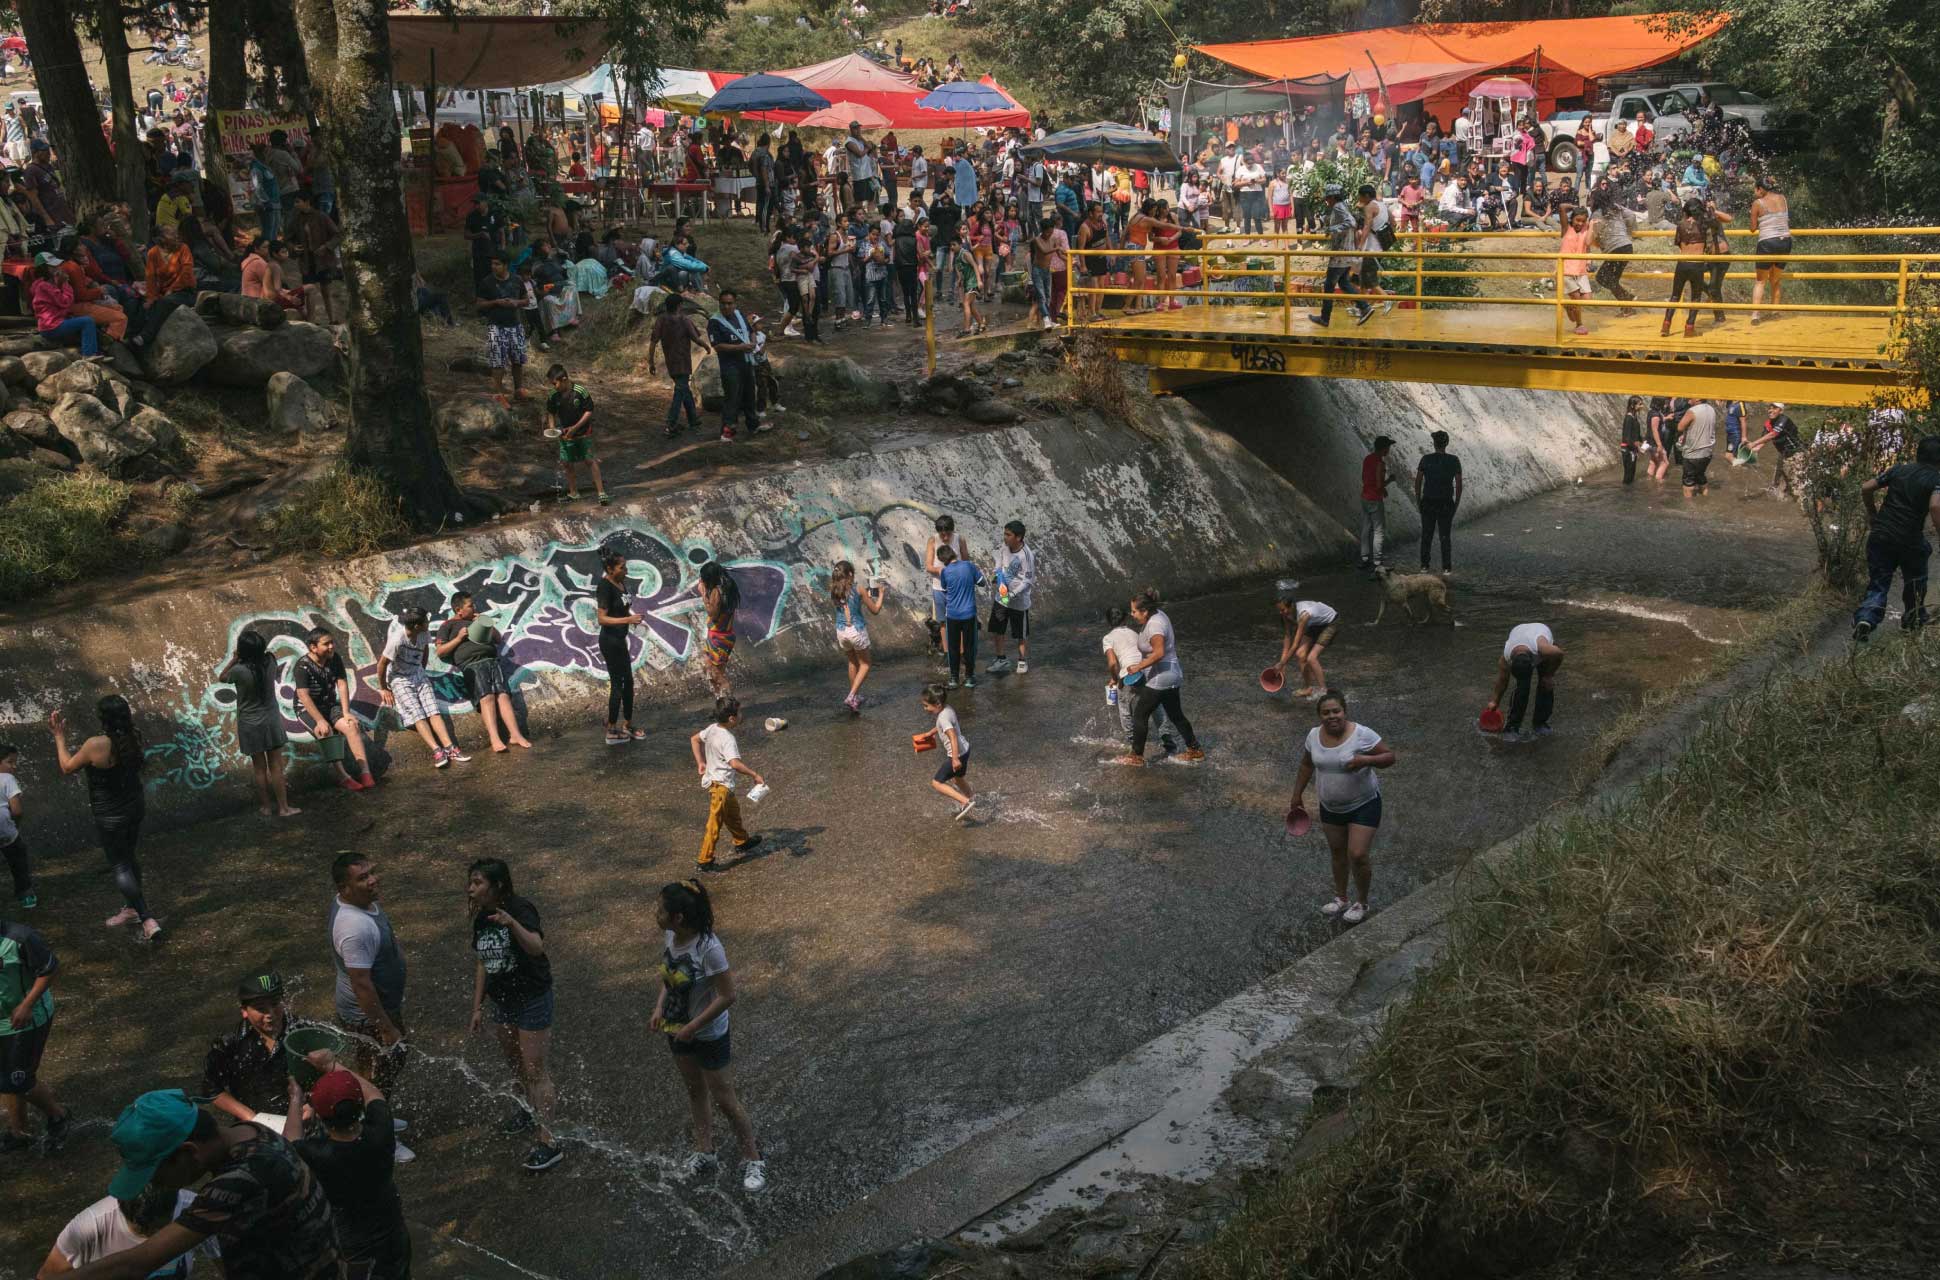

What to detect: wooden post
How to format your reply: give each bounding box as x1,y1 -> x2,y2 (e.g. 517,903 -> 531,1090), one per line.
924,269 -> 937,376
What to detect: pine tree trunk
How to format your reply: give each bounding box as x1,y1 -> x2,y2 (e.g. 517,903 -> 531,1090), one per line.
205,0 -> 248,183
249,0 -> 313,111
92,0 -> 153,241
18,0 -> 118,213
294,0 -> 469,528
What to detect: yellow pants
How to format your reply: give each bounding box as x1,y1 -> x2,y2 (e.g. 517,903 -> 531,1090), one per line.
699,784 -> 748,863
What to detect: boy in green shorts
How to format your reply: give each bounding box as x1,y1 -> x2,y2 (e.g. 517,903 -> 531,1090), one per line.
545,363 -> 606,506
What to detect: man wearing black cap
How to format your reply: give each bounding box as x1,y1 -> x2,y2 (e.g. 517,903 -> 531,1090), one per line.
1359,435 -> 1398,574
202,971 -> 317,1124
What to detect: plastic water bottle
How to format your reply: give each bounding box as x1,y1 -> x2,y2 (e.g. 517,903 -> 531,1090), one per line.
1106,683 -> 1117,707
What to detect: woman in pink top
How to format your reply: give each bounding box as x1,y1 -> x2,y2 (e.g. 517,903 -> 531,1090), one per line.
29,253 -> 99,356
1559,207 -> 1594,335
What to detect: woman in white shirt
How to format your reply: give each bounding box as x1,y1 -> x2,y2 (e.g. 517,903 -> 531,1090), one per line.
1290,690 -> 1395,923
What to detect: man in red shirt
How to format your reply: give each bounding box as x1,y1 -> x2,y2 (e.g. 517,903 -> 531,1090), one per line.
1359,435 -> 1396,573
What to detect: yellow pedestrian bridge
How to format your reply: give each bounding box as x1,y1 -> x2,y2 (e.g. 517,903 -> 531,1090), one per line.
1070,229 -> 1938,407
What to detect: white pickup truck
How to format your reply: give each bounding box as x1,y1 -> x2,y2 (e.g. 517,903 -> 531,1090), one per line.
1539,87 -> 1697,174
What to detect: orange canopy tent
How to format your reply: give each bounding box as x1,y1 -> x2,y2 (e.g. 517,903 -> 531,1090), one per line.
1197,15 -> 1727,115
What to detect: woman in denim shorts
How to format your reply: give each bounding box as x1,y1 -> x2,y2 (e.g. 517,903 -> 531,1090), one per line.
467,858 -> 563,1173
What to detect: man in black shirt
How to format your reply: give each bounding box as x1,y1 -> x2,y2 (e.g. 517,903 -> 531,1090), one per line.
464,196 -> 499,290
477,254 -> 529,402
1413,430 -> 1464,574
1853,434 -> 1940,641
204,971 -> 320,1123
289,1066 -> 410,1280
291,627 -> 374,791
1744,401 -> 1804,499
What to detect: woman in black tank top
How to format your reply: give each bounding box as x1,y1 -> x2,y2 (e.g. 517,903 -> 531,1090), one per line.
51,695 -> 159,941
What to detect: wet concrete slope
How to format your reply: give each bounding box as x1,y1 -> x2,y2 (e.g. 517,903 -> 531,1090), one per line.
0,377 -> 1617,852
0,404 -> 1337,850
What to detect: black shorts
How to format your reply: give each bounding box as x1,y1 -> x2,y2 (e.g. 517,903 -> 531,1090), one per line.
1755,236 -> 1792,271
1682,455 -> 1713,488
1360,258 -> 1381,288
934,749 -> 970,785
669,1030 -> 731,1071
1319,794 -> 1383,830
1,1015 -> 53,1094
988,605 -> 1029,640
464,659 -> 509,700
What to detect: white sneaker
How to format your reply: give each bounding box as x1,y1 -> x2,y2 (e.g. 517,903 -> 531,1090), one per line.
771,404 -> 787,414
1014,661 -> 1028,674
742,1159 -> 769,1192
682,1151 -> 719,1180
1041,317 -> 1054,330
1320,897 -> 1347,916
1342,902 -> 1368,924
393,1140 -> 417,1164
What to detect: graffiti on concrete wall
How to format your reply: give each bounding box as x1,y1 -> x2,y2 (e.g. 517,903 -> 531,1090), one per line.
149,502 -> 942,792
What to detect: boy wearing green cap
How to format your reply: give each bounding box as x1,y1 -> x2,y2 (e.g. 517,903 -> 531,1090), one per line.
1,914 -> 68,1153
76,1089 -> 342,1279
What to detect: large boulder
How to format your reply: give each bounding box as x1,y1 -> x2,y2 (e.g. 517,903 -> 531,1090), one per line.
267,372 -> 333,442
103,377 -> 141,418
0,356 -> 30,386
195,291 -> 288,329
4,409 -> 63,452
204,323 -> 335,387
142,307 -> 219,384
29,446 -> 75,472
0,334 -> 49,357
774,353 -> 897,409
436,394 -> 515,444
51,393 -> 146,471
104,341 -> 146,381
127,407 -> 180,453
35,361 -> 115,405
20,350 -> 73,382
963,398 -> 1025,425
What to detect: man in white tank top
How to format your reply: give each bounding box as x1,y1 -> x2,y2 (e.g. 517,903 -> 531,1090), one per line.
1488,623 -> 1565,739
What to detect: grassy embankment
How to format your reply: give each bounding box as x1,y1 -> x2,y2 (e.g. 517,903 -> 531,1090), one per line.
1192,630 -> 1940,1279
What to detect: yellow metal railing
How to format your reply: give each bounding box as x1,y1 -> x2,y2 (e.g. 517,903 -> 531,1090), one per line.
1063,225 -> 1940,348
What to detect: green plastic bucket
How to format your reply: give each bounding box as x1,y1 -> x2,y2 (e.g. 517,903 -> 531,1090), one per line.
285,1026 -> 348,1089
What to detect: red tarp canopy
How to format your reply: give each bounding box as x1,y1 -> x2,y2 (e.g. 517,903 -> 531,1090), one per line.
739,53 -> 1032,129
388,15 -> 612,88
1197,15 -> 1727,108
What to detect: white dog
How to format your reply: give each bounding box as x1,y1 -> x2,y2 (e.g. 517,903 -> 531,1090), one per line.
1373,567 -> 1454,625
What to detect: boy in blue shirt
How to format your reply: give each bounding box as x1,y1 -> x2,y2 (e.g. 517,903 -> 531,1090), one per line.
936,543 -> 984,689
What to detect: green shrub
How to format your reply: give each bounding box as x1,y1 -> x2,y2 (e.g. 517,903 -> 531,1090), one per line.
261,465 -> 408,559
0,471 -> 142,603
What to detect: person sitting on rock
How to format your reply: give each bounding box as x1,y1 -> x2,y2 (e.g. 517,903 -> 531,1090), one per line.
54,239 -> 129,343
29,251 -> 100,356
136,222 -> 198,349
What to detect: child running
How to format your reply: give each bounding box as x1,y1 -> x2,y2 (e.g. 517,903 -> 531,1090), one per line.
919,683 -> 975,821
650,879 -> 767,1192
829,561 -> 885,712
689,697 -> 764,875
